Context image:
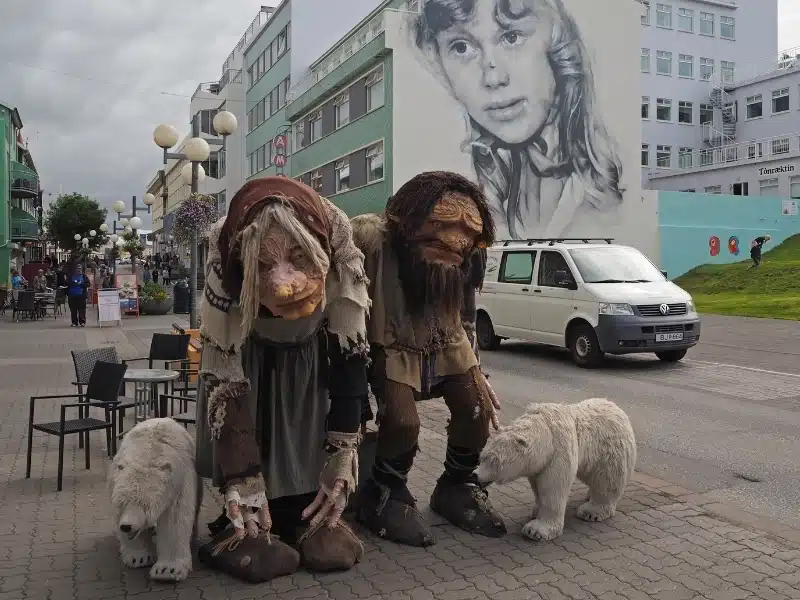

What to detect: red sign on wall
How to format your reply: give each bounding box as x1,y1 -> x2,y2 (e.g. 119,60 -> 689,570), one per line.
273,134 -> 287,149
274,154 -> 287,168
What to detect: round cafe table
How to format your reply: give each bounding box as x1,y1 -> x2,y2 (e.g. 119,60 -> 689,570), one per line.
123,368 -> 180,424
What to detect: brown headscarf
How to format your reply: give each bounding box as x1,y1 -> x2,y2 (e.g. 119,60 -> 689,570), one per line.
218,177 -> 332,300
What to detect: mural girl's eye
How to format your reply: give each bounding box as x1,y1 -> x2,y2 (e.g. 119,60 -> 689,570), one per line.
290,249 -> 308,265
448,39 -> 477,59
500,31 -> 523,46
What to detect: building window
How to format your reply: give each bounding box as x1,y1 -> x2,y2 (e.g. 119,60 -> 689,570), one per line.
772,88 -> 790,114
790,176 -> 800,199
679,54 -> 693,78
746,95 -> 763,119
641,1 -> 650,25
700,58 -> 714,81
641,96 -> 650,119
699,12 -> 714,35
656,145 -> 671,168
366,67 -> 385,111
700,103 -> 713,124
748,142 -> 763,159
720,16 -> 735,39
656,98 -> 672,121
704,185 -> 722,194
721,61 -> 735,84
678,148 -> 693,168
678,8 -> 693,31
641,48 -> 650,72
310,111 -> 322,143
216,191 -> 227,217
367,142 -> 384,182
678,101 -> 693,124
759,178 -> 779,196
277,28 -> 288,56
335,93 -> 350,128
656,51 -> 672,75
641,144 -> 650,166
771,137 -> 790,155
310,169 -> 323,192
295,123 -> 304,151
699,150 -> 712,166
335,158 -> 350,193
656,4 -> 672,28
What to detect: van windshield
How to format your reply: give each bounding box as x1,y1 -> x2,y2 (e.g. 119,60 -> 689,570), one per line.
568,247 -> 665,284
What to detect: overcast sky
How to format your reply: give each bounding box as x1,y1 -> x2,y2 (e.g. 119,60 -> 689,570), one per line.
0,0 -> 798,230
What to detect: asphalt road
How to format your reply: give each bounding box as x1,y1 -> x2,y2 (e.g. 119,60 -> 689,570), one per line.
480,313 -> 800,531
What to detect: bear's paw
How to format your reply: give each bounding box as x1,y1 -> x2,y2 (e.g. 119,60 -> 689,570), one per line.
121,549 -> 156,568
150,559 -> 191,582
521,518 -> 562,542
576,501 -> 615,522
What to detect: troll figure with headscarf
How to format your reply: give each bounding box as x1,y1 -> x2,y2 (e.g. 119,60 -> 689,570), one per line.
194,177 -> 370,582
350,171 -> 505,547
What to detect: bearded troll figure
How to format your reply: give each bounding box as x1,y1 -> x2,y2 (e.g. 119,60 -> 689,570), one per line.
351,171 -> 504,546
194,177 -> 370,582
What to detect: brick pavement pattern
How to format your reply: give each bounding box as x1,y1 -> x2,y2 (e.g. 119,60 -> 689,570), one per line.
1,314 -> 798,599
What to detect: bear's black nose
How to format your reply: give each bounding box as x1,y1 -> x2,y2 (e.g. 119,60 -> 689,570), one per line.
119,524 -> 132,533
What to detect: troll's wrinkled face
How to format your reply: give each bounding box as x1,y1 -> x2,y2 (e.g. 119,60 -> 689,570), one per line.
258,223 -> 326,320
410,191 -> 483,267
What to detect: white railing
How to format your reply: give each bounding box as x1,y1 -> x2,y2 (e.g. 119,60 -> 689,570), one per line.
650,131 -> 800,175
711,45 -> 800,89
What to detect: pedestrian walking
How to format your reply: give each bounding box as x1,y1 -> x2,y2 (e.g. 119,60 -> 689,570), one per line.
749,234 -> 771,268
67,265 -> 90,327
162,266 -> 170,286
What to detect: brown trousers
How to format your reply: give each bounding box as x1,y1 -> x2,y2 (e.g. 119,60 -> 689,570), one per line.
373,359 -> 491,460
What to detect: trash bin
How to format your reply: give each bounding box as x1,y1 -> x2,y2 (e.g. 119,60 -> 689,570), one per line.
173,279 -> 189,314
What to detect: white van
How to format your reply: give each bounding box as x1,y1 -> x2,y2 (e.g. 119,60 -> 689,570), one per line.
476,239 -> 701,367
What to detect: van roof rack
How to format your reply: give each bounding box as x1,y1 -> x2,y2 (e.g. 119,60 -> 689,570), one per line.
495,238 -> 614,247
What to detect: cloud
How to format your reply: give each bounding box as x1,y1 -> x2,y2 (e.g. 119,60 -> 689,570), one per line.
0,0 -> 267,229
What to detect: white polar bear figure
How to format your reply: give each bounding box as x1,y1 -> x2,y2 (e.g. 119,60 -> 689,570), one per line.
475,398 -> 636,542
108,418 -> 199,582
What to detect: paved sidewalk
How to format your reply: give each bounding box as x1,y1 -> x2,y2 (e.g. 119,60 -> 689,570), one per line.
0,313 -> 798,599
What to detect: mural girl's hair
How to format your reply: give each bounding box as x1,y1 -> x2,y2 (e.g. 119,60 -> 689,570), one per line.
414,0 -> 624,231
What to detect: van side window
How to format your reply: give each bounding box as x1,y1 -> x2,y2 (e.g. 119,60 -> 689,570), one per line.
538,251 -> 573,287
499,252 -> 535,284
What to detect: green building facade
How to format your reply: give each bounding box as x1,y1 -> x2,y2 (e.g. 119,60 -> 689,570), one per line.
243,0 -> 406,217
0,103 -> 41,286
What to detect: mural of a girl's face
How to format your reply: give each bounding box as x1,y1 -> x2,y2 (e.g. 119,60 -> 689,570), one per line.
433,0 -> 555,145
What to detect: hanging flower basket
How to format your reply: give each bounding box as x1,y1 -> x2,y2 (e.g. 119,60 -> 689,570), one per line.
172,193 -> 218,245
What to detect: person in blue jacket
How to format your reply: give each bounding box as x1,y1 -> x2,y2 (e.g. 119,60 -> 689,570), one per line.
67,264 -> 90,327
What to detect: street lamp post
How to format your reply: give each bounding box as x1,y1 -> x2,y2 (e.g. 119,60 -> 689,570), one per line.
152,110 -> 237,329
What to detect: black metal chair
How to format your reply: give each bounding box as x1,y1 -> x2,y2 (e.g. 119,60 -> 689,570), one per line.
12,291 -> 36,321
159,393 -> 197,428
26,361 -> 128,492
125,333 -> 192,399
71,347 -> 135,441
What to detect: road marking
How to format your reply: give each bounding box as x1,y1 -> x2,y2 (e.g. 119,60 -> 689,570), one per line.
687,359 -> 800,379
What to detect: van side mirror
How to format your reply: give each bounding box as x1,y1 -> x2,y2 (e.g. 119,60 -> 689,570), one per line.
554,270 -> 577,289
661,270 -> 668,279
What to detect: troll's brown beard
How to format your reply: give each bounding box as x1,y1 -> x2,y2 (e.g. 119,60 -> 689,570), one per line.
394,239 -> 466,317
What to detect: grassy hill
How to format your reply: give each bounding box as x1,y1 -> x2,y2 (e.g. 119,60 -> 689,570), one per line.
674,234 -> 800,320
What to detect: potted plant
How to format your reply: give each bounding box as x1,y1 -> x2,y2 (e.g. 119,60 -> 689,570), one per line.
139,281 -> 173,315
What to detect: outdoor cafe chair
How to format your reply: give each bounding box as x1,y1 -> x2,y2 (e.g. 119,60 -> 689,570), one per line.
71,347 -> 136,441
159,393 -> 197,428
12,290 -> 36,321
124,333 -> 192,397
25,361 -> 128,492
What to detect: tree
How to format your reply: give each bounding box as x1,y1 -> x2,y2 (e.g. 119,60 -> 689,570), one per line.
43,193 -> 109,252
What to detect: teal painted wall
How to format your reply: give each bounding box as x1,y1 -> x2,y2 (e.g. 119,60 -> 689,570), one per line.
244,2 -> 293,158
658,191 -> 800,278
0,108 -> 10,285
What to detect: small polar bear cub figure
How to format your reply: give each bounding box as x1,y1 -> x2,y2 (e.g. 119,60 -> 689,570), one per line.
475,398 -> 636,543
109,418 -> 198,582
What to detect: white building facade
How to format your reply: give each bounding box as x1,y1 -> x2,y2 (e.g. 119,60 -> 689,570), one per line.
639,0 -> 779,184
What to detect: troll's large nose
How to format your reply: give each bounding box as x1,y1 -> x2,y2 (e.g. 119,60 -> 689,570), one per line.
119,524 -> 132,533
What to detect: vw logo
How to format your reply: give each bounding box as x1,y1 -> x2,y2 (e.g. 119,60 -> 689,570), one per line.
659,303 -> 670,315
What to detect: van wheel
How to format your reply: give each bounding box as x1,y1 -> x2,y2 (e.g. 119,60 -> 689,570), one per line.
568,323 -> 604,368
655,349 -> 687,362
476,313 -> 500,351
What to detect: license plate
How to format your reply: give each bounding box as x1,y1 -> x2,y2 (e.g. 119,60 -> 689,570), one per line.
656,332 -> 683,342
